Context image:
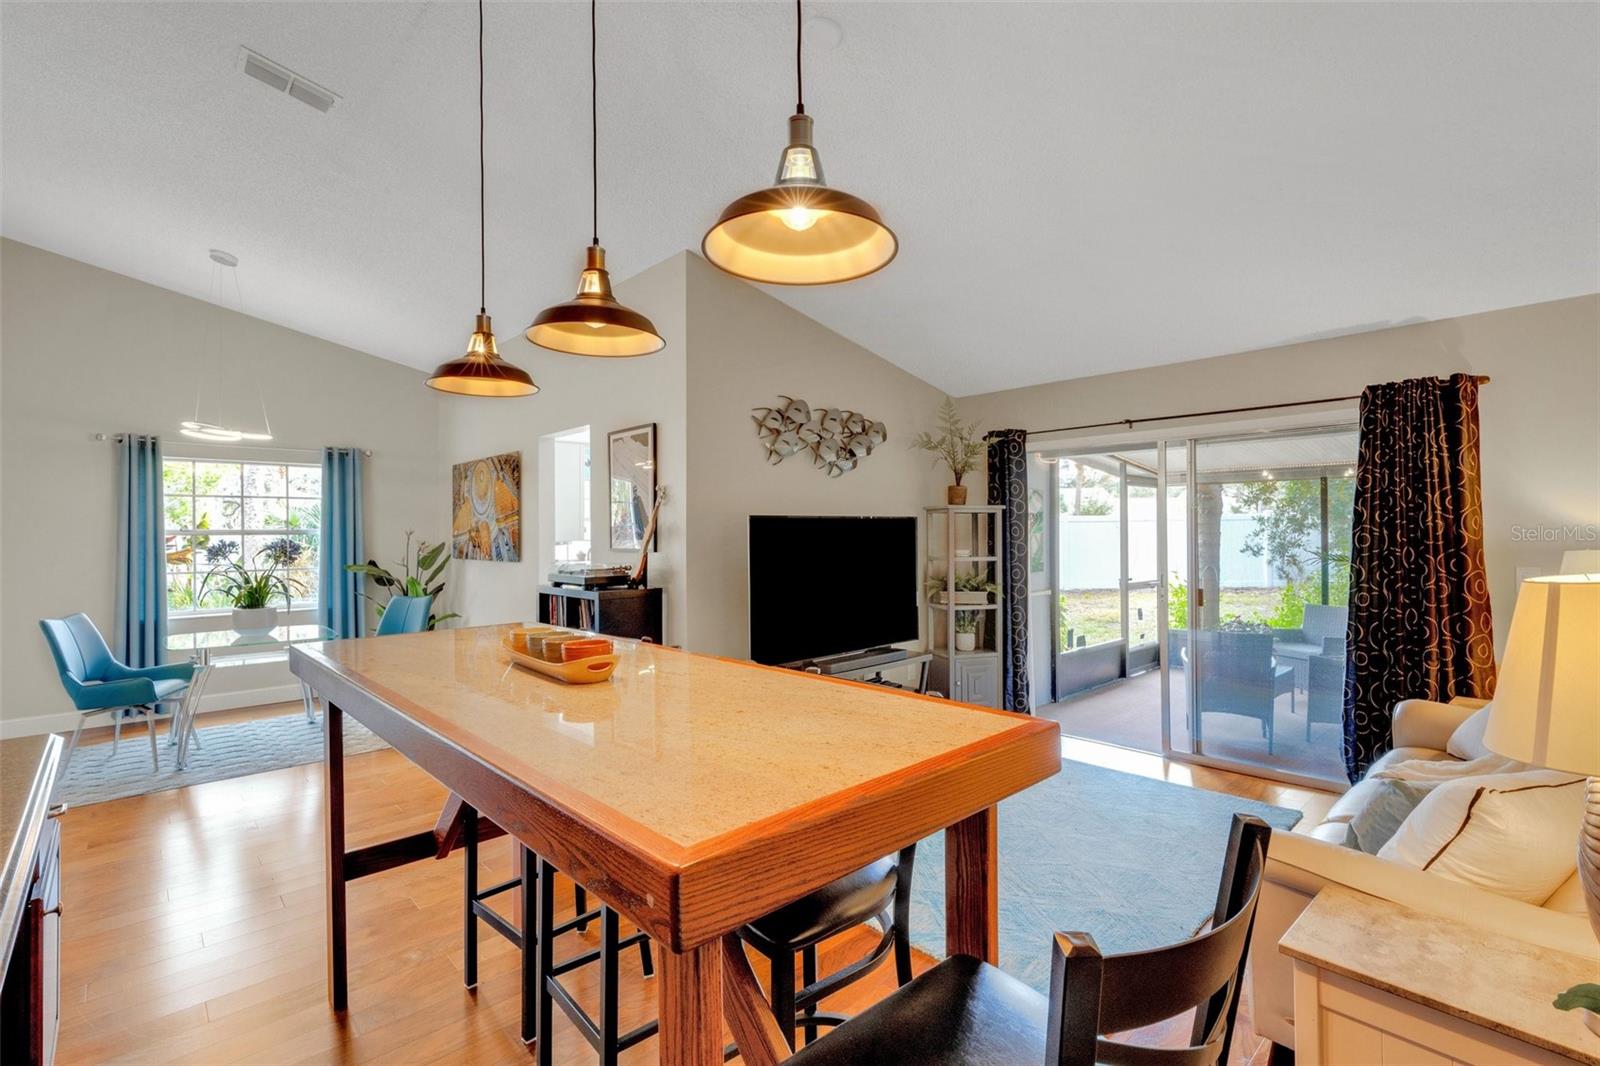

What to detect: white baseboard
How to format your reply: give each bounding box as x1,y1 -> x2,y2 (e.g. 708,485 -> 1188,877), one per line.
0,684 -> 305,739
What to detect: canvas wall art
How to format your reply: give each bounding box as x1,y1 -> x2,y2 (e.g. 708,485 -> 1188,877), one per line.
452,452 -> 521,561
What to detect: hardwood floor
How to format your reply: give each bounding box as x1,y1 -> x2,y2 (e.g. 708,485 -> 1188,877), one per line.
54,703 -> 1334,1064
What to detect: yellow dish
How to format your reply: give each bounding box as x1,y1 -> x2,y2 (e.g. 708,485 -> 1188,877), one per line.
502,639 -> 617,684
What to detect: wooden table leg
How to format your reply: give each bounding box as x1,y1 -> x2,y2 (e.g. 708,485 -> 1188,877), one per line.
658,941 -> 723,1065
721,934 -> 790,1066
325,699 -> 348,1011
946,805 -> 999,964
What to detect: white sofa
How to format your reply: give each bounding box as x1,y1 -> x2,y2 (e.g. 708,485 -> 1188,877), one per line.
1250,696 -> 1594,1051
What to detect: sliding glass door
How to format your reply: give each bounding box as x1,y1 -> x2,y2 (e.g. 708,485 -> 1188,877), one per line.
1039,424 -> 1354,788
1184,429 -> 1355,782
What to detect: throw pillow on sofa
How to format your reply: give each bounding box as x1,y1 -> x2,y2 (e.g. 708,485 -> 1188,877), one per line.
1343,779 -> 1434,855
1446,704 -> 1493,760
1378,769 -> 1586,904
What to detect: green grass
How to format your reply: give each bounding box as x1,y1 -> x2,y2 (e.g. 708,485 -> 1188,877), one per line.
1059,587 -> 1287,649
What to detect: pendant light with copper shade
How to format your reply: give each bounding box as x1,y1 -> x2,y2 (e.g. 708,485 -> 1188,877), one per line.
525,0 -> 665,357
427,0 -> 537,397
702,0 -> 896,285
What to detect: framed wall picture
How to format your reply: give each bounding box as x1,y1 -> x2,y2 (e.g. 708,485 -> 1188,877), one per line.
608,423 -> 657,551
451,451 -> 522,561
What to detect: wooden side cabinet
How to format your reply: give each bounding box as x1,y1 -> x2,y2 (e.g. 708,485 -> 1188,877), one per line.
930,653 -> 1000,708
1,734 -> 65,1066
1281,887 -> 1599,1066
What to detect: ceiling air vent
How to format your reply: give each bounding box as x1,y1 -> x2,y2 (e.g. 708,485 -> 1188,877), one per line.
239,48 -> 338,113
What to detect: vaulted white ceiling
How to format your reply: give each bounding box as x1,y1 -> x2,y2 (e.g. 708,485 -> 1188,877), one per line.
3,2 -> 1595,396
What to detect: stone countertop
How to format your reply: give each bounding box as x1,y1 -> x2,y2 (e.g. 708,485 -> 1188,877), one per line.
1280,885 -> 1600,1065
290,624 -> 1053,851
0,733 -> 62,977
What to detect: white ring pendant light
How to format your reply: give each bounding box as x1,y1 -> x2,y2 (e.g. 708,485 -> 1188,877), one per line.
181,250 -> 275,441
428,0 -> 538,397
702,0 -> 896,285
525,0 -> 665,357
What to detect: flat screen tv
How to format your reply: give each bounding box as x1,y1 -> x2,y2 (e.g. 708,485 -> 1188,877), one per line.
748,515 -> 918,666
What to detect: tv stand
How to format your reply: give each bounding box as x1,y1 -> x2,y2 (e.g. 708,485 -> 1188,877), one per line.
789,650 -> 933,695
798,646 -> 908,675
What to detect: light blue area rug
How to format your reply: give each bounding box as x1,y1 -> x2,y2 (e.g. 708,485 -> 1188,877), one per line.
908,759 -> 1302,993
55,713 -> 389,807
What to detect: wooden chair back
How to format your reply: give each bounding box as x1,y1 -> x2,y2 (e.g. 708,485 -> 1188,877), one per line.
1046,814 -> 1272,1066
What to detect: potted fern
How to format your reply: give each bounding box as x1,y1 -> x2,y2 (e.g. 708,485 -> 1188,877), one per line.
911,397 -> 985,505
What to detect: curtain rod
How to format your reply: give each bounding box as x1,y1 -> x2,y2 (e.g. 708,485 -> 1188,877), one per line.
94,433 -> 371,457
1024,375 -> 1490,438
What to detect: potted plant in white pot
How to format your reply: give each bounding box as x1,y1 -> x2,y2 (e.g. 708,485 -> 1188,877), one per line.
200,539 -> 306,636
911,396 -> 985,505
954,610 -> 980,652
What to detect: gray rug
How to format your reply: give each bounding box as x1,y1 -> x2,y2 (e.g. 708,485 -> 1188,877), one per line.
55,713 -> 389,806
909,758 -> 1302,993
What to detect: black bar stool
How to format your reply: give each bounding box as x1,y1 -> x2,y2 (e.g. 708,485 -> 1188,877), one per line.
535,856 -> 656,1066
735,844 -> 917,1048
461,811 -> 653,1061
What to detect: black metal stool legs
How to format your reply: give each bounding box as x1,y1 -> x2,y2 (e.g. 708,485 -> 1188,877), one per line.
535,854 -> 557,1066
461,815 -> 660,1063
461,806 -> 539,1045
536,856 -> 659,1065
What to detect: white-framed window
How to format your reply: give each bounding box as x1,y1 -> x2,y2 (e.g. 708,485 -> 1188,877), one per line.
162,458 -> 322,615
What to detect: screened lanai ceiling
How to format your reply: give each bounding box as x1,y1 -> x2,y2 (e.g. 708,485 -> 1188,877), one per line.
1053,428 -> 1359,487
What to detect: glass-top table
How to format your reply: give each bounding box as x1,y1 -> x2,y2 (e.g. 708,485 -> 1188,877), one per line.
167,624 -> 336,655
166,624 -> 337,768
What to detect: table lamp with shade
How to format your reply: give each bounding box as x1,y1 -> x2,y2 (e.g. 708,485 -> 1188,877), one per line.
1482,574 -> 1600,1026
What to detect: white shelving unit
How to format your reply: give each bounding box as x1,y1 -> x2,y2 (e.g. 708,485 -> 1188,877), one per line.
925,505 -> 1004,708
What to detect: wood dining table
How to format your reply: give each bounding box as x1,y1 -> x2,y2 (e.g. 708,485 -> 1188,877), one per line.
290,625 -> 1059,1064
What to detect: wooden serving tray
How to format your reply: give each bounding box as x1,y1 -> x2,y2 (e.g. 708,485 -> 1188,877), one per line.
501,640 -> 618,684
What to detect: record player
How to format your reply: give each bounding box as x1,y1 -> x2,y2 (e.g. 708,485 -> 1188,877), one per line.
548,563 -> 633,589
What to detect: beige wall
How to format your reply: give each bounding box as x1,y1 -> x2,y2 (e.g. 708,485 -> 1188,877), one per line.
0,238 -> 443,733
436,253 -> 690,644
683,254 -> 947,659
438,251 -> 949,660
958,294 -> 1600,652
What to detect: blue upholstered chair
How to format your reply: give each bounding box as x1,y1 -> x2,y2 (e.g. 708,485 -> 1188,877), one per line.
303,595 -> 432,722
39,614 -> 195,773
375,595 -> 433,636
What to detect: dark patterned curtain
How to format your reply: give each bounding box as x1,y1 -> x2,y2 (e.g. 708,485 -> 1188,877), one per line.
986,430 -> 1032,713
1343,374 -> 1496,782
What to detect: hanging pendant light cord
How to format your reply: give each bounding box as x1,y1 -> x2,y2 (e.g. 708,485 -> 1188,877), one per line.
478,0 -> 487,314
795,0 -> 805,114
591,0 -> 600,246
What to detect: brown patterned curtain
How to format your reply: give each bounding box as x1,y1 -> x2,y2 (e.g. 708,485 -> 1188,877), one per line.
986,430 -> 1032,713
1343,374 -> 1496,782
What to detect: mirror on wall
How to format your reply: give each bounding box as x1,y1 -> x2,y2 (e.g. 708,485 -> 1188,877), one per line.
608,423 -> 657,551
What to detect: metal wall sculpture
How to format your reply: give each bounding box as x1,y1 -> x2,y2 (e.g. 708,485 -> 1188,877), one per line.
751,396 -> 887,477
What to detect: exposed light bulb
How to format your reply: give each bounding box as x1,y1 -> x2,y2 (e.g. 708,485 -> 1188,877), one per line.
780,206 -> 819,231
